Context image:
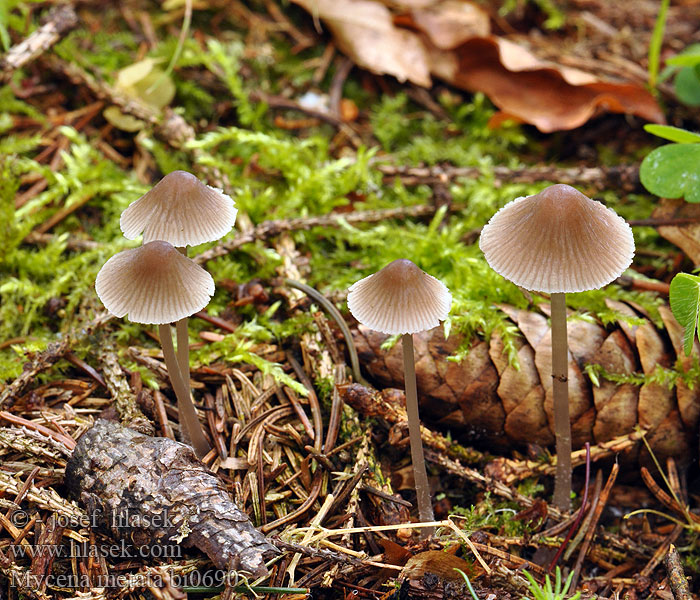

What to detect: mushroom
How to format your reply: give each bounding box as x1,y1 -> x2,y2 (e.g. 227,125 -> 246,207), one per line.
120,170 -> 237,423
348,259 -> 451,533
120,170 -> 238,247
479,183 -> 634,511
95,240 -> 214,458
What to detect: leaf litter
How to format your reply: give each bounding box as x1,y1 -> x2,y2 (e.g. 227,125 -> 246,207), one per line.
1,1 -> 700,600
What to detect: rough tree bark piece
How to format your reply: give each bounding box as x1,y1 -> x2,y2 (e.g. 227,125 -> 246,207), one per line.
64,420 -> 277,576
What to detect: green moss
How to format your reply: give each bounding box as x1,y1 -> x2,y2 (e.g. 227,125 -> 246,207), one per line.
1,1 -> 683,390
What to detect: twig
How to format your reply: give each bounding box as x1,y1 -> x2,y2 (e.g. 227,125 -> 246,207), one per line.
548,442 -> 591,571
484,428 -> 647,483
44,56 -> 196,148
194,204 -> 442,264
328,57 -> 353,118
617,276 -> 670,295
98,348 -> 152,433
0,5 -> 78,84
22,232 -> 101,251
665,544 -> 692,600
640,524 -> 684,578
263,0 -> 315,50
271,538 -> 368,567
377,163 -> 642,192
570,463 -> 619,589
425,449 -> 566,521
0,312 -> 112,410
0,412 -> 75,451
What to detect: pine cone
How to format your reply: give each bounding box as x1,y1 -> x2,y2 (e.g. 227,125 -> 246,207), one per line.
352,301 -> 699,465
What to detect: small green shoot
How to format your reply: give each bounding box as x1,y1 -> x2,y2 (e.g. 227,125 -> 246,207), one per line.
522,568 -> 580,600
647,0 -> 670,90
643,125 -> 700,144
669,273 -> 700,356
640,126 -> 700,203
455,568 -> 480,600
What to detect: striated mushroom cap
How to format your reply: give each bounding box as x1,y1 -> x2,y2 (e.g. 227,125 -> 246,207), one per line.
479,184 -> 635,293
347,259 -> 451,335
120,170 -> 237,246
95,240 -> 215,324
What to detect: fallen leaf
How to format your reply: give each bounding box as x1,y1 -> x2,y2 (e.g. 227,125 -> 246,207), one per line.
435,36 -> 665,132
294,0 -> 664,132
410,0 -> 490,49
400,550 -> 474,582
292,0 -> 431,86
652,197 -> 700,264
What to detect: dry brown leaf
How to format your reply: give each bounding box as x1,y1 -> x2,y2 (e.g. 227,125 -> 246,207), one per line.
292,0 -> 431,86
410,0 -> 490,49
295,0 -> 664,132
431,36 -> 665,132
652,198 -> 700,264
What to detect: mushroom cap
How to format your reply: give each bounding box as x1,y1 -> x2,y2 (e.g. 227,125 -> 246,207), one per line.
95,240 -> 215,324
347,259 -> 452,335
120,170 -> 238,246
479,184 -> 635,293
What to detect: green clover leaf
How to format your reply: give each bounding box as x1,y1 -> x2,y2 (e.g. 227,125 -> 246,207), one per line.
669,273 -> 700,355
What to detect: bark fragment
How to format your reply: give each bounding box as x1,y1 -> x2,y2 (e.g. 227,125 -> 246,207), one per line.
64,420 -> 277,576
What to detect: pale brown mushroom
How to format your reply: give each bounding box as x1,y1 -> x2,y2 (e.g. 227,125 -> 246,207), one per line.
348,259 -> 451,534
479,183 -> 634,511
95,241 -> 214,324
348,259 -> 452,335
120,170 -> 237,433
95,240 -> 213,458
120,170 -> 238,247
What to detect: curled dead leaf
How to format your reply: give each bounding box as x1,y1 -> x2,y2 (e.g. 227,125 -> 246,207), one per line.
292,0 -> 431,86
433,36 -> 665,132
410,0 -> 490,49
652,197 -> 700,264
294,0 -> 664,132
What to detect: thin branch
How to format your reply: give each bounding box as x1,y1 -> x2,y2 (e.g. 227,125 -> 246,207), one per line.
378,163 -> 642,192
0,5 -> 78,83
194,204 -> 441,264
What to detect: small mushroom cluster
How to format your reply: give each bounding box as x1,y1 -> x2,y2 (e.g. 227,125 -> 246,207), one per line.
95,171 -> 237,458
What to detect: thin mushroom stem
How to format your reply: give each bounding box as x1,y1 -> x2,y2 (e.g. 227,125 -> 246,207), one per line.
175,246 -> 190,382
158,323 -> 210,458
176,318 -> 189,380
402,333 -> 435,536
550,292 -> 572,512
